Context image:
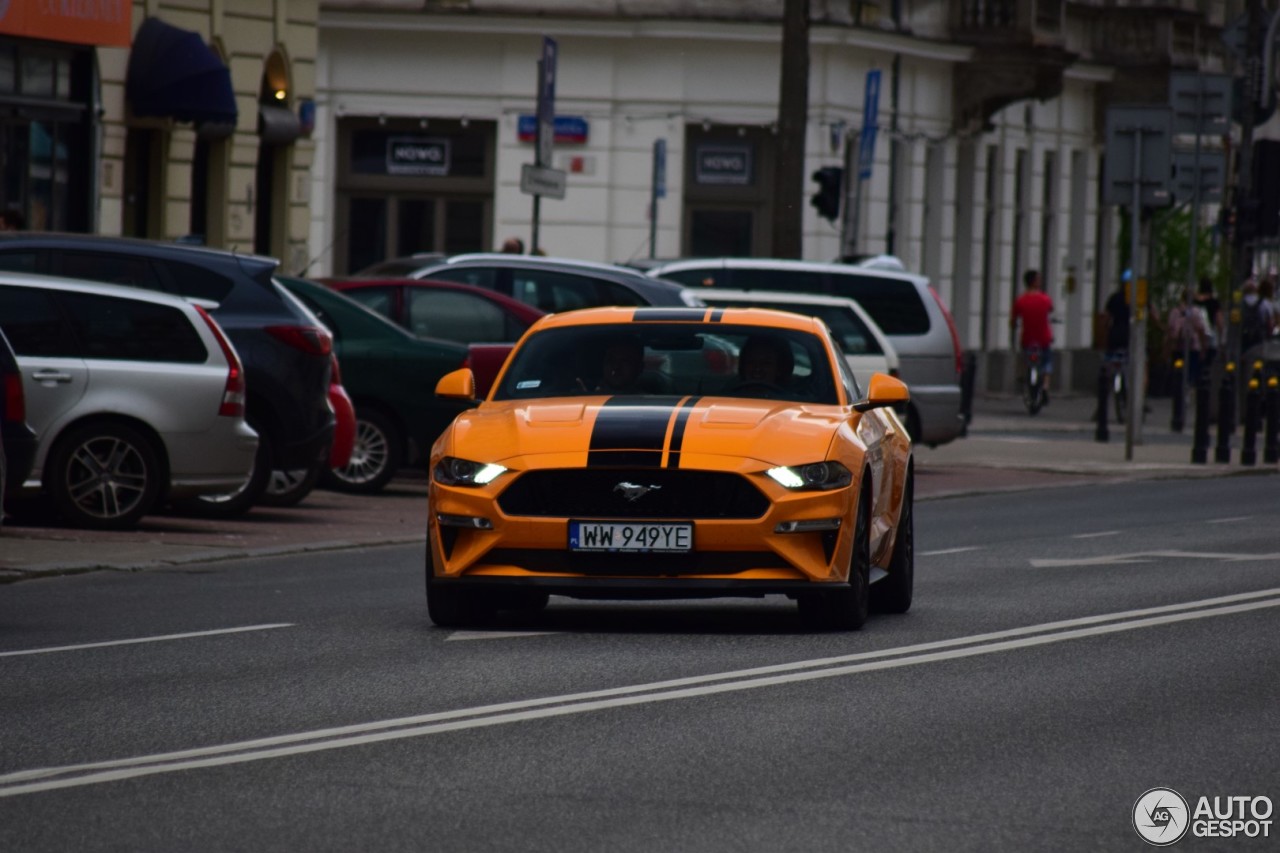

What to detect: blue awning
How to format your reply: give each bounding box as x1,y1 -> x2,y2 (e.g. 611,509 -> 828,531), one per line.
126,17 -> 238,126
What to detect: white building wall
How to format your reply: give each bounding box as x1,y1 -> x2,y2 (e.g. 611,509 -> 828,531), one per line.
315,10 -> 1106,361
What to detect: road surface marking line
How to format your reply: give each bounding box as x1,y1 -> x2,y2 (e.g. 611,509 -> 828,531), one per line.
1072,531 -> 1120,539
447,631 -> 560,641
919,547 -> 982,556
0,624 -> 294,658
1206,516 -> 1254,524
1032,549 -> 1280,568
3,589 -> 1279,796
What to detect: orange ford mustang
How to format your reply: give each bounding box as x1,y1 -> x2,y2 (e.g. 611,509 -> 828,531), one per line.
427,306 -> 914,630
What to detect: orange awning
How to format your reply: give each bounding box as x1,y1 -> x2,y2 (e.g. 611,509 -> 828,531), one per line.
0,2 -> 132,48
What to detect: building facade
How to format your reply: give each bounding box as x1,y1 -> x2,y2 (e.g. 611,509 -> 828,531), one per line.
312,0 -> 1241,389
0,0 -> 318,274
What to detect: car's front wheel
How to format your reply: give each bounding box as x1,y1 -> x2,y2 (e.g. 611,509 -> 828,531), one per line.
47,422 -> 162,530
323,409 -> 402,494
799,484 -> 871,631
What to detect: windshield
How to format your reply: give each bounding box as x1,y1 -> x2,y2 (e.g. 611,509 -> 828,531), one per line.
492,323 -> 840,405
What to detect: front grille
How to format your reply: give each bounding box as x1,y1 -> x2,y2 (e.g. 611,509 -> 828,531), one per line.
484,549 -> 788,576
497,468 -> 770,519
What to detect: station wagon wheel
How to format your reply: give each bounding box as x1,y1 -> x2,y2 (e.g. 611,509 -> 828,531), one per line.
47,422 -> 161,530
324,409 -> 402,494
259,464 -> 322,508
872,468 -> 913,614
799,483 -> 871,631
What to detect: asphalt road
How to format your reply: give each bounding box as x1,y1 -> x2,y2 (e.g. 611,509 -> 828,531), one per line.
1,477 -> 1277,852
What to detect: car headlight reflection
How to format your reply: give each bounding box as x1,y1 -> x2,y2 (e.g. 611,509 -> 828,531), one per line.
433,456 -> 508,487
766,461 -> 852,491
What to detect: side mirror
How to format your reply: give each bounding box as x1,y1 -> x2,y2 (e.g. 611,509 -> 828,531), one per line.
435,367 -> 477,400
853,372 -> 909,412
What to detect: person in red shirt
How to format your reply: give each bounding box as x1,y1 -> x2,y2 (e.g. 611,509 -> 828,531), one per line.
1011,268 -> 1054,359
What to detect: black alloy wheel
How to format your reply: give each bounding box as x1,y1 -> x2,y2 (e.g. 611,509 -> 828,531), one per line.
871,468 -> 914,614
798,482 -> 871,631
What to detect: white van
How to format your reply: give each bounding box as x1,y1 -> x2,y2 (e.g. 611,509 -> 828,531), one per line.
647,258 -> 965,446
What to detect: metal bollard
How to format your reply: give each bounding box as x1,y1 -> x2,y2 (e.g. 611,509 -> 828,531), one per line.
1265,376 -> 1280,465
1241,376 -> 1261,466
1170,357 -> 1185,432
1214,362 -> 1235,464
1192,369 -> 1211,464
1095,365 -> 1109,443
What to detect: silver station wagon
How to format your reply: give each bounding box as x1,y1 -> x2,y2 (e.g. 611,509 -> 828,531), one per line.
0,274 -> 258,529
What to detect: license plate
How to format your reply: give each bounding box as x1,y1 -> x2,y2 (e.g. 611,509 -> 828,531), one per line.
569,521 -> 693,553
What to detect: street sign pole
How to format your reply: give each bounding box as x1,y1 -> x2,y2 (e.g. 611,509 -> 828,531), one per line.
1127,131 -> 1145,462
842,69 -> 880,260
531,37 -> 558,254
649,139 -> 666,259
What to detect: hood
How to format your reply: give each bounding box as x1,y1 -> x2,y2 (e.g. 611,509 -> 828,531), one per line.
446,395 -> 848,469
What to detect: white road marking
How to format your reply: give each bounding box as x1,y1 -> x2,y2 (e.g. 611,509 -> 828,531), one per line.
4,588 -> 1279,797
1031,550 -> 1280,568
447,630 -> 559,641
1206,516 -> 1254,524
1072,531 -> 1120,539
920,546 -> 982,557
0,624 -> 294,658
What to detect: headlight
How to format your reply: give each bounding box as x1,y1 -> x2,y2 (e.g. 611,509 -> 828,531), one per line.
766,461 -> 852,491
433,456 -> 508,487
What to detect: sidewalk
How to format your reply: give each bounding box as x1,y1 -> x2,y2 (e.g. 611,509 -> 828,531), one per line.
1,393 -> 1273,581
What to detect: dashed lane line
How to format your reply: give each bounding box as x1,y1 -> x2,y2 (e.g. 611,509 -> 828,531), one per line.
0,624 -> 294,658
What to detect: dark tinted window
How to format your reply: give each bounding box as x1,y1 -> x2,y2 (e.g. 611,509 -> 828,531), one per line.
407,289 -> 512,343
827,274 -> 931,335
730,268 -> 828,294
660,268 -> 727,288
0,251 -> 38,273
509,271 -> 621,312
0,286 -> 77,356
343,286 -> 396,320
60,252 -> 163,292
57,292 -> 207,363
426,267 -> 500,290
160,260 -> 236,302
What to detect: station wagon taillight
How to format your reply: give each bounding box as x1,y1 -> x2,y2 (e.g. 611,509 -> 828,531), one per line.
266,324 -> 333,357
929,286 -> 965,377
3,371 -> 24,424
195,306 -> 246,417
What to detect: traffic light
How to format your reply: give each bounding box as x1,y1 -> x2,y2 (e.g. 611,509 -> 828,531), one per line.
810,166 -> 843,222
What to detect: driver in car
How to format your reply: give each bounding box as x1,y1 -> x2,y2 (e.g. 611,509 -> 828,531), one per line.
736,334 -> 794,389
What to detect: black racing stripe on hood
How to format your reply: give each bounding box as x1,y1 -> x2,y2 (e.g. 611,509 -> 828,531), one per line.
708,308 -> 725,322
633,309 -> 707,322
665,396 -> 703,468
587,396 -> 684,468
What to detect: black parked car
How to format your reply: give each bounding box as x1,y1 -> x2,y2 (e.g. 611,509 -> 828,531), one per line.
1,326 -> 38,529
0,234 -> 334,516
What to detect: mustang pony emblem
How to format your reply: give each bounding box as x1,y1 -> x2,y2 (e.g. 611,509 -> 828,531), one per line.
613,481 -> 661,502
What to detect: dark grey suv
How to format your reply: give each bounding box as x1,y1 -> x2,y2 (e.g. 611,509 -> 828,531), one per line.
0,234 -> 334,515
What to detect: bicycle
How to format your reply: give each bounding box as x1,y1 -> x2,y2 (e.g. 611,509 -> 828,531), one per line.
1020,345 -> 1049,415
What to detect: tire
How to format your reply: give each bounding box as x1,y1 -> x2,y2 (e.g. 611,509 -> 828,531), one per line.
323,409 -> 402,494
258,463 -> 322,508
425,575 -> 495,628
176,424 -> 272,518
799,485 -> 871,631
872,469 -> 914,614
46,422 -> 162,530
